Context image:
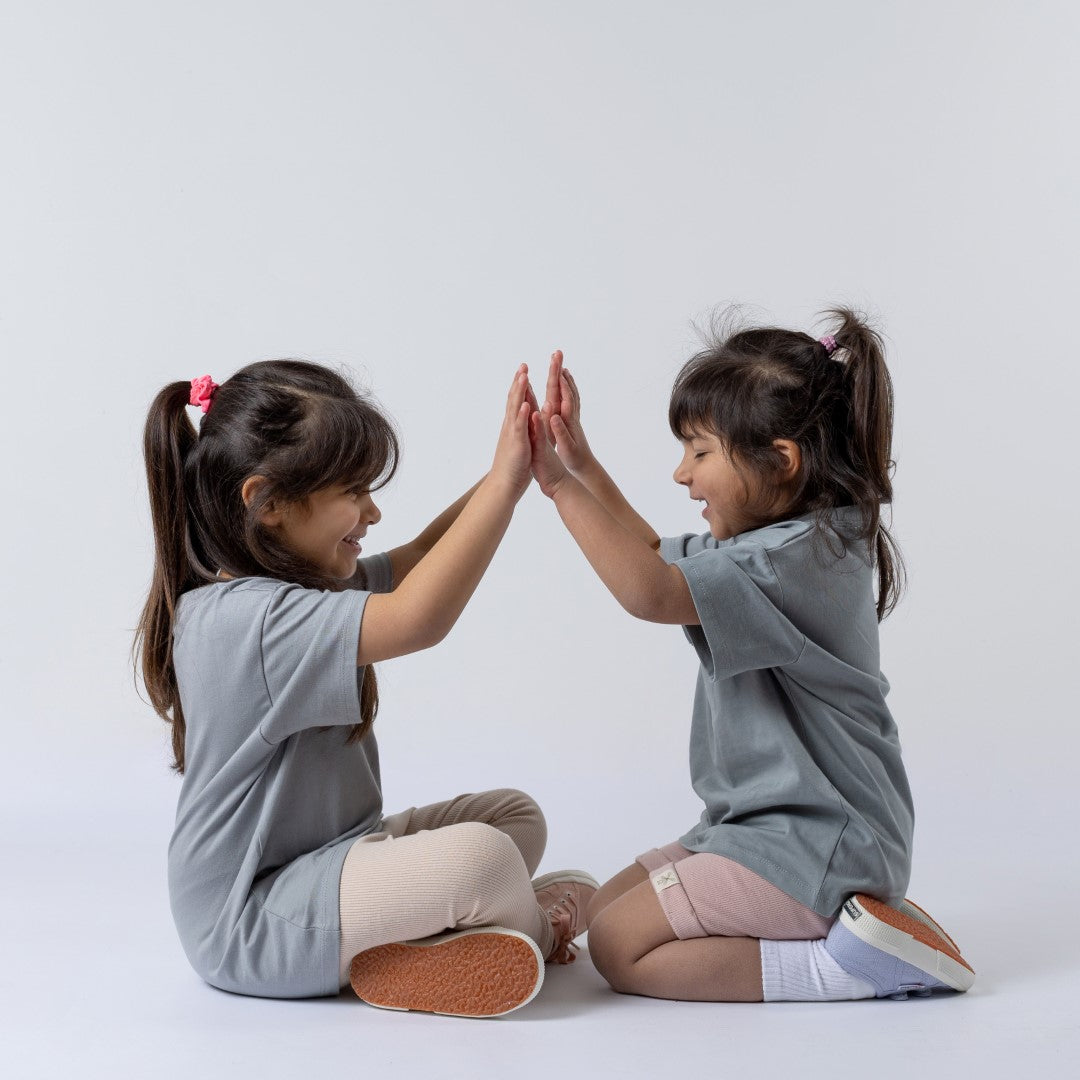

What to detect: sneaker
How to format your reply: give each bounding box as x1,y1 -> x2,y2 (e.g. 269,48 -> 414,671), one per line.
898,896 -> 962,954
532,870 -> 599,965
825,894 -> 976,999
348,926 -> 544,1017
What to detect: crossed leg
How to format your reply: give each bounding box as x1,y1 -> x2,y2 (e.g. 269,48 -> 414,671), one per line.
338,788 -> 553,987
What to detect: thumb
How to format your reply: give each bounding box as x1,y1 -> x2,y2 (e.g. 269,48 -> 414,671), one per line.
551,414 -> 574,441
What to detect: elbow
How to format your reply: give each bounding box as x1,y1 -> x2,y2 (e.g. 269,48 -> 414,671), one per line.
409,621 -> 447,654
619,587 -> 659,623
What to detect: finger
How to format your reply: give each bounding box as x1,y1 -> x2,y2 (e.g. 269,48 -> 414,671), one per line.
551,412 -> 575,446
544,351 -> 562,414
506,363 -> 527,402
562,368 -> 580,404
559,373 -> 577,420
506,369 -> 528,416
529,411 -> 546,454
524,378 -> 541,414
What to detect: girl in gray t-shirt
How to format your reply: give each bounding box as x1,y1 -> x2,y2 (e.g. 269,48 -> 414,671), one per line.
134,359 -> 597,1016
527,309 -> 975,1004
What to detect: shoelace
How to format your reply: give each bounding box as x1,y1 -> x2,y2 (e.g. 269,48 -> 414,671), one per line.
545,895 -> 581,965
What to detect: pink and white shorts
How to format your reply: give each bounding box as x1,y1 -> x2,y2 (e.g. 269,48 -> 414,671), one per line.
636,842 -> 835,941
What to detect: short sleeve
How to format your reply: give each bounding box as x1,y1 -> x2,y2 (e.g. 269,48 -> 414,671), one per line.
259,584 -> 371,744
661,533 -> 805,681
347,551 -> 394,593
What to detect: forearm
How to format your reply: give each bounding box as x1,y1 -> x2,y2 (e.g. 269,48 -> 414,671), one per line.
413,476 -> 486,551
549,474 -> 680,620
393,475 -> 519,645
384,476 -> 486,586
570,458 -> 660,549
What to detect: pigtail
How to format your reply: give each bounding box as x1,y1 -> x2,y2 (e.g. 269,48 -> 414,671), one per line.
134,382 -> 199,772
821,308 -> 908,621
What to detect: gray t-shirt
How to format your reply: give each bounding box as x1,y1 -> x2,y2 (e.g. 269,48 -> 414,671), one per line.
661,505 -> 914,917
167,553 -> 392,998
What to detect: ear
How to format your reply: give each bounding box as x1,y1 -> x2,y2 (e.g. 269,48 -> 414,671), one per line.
772,439 -> 802,483
241,475 -> 284,527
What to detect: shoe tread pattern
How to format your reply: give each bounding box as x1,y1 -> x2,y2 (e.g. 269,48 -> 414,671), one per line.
349,932 -> 541,1017
857,895 -> 974,974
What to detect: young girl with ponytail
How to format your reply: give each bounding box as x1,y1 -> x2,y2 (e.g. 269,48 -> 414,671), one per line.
528,309 -> 976,1004
135,359 -> 596,1017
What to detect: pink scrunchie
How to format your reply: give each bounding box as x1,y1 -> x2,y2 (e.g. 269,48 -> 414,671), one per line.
819,335 -> 837,355
189,375 -> 219,413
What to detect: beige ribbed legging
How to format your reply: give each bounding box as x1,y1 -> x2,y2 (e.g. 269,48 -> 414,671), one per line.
338,788 -> 554,987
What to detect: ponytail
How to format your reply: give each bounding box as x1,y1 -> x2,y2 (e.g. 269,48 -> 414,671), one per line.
134,382 -> 201,772
822,308 -> 908,621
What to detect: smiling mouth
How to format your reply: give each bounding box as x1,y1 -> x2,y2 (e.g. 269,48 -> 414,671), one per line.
342,534 -> 363,550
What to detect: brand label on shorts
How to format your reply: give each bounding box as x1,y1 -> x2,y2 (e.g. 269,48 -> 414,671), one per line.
843,899 -> 862,921
652,869 -> 680,893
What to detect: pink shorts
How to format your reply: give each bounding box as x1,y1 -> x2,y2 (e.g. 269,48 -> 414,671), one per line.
636,842 -> 835,941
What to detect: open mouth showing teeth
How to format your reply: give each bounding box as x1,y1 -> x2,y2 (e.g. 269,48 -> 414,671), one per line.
342,534 -> 362,548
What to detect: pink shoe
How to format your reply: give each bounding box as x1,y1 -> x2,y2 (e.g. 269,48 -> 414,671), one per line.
532,870 -> 599,965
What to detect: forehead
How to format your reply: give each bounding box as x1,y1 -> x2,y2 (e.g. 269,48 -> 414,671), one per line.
680,427 -> 720,444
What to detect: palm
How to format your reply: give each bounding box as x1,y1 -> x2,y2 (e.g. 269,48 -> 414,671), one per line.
540,350 -> 592,471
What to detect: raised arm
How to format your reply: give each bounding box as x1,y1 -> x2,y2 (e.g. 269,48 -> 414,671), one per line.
375,379 -> 551,588
529,405 -> 699,626
356,367 -> 533,665
540,351 -> 660,550
378,476 -> 486,588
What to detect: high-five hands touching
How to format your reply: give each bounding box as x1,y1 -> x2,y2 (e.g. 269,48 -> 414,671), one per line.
538,350 -> 595,473
492,364 -> 535,501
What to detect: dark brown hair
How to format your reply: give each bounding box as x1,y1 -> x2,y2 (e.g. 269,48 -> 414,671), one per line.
669,306 -> 906,622
134,359 -> 400,772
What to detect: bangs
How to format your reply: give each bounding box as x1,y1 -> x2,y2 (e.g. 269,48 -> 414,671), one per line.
669,358 -> 734,445
275,394 -> 400,499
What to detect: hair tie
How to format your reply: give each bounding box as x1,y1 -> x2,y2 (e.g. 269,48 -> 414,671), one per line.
819,335 -> 837,355
189,375 -> 219,413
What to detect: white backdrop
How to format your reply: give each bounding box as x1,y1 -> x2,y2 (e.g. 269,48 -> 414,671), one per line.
2,3 -> 1077,1078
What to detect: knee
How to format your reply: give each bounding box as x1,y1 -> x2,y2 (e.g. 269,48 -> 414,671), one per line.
444,821 -> 525,887
586,909 -> 637,993
495,787 -> 547,838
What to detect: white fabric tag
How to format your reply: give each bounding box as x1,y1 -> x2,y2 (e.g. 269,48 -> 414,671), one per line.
651,868 -> 680,893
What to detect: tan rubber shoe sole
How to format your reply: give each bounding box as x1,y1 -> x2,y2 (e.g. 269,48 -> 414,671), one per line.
349,926 -> 544,1017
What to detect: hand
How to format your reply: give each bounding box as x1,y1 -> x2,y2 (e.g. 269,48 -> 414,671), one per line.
540,350 -> 595,474
490,365 -> 534,501
529,404 -> 570,499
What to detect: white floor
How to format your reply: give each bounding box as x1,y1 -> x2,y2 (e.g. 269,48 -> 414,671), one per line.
5,751 -> 1076,1080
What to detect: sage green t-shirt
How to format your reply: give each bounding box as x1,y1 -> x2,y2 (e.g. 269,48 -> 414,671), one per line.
660,505 -> 914,917
167,554 -> 391,998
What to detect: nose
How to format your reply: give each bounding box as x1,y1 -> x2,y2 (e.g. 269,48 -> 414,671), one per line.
673,457 -> 691,486
365,496 -> 382,525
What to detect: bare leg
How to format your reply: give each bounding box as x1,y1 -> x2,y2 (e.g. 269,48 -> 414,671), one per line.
587,879 -> 763,1002
586,862 -> 649,927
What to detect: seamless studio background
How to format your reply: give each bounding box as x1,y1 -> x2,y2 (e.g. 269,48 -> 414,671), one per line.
1,2 -> 1077,1078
